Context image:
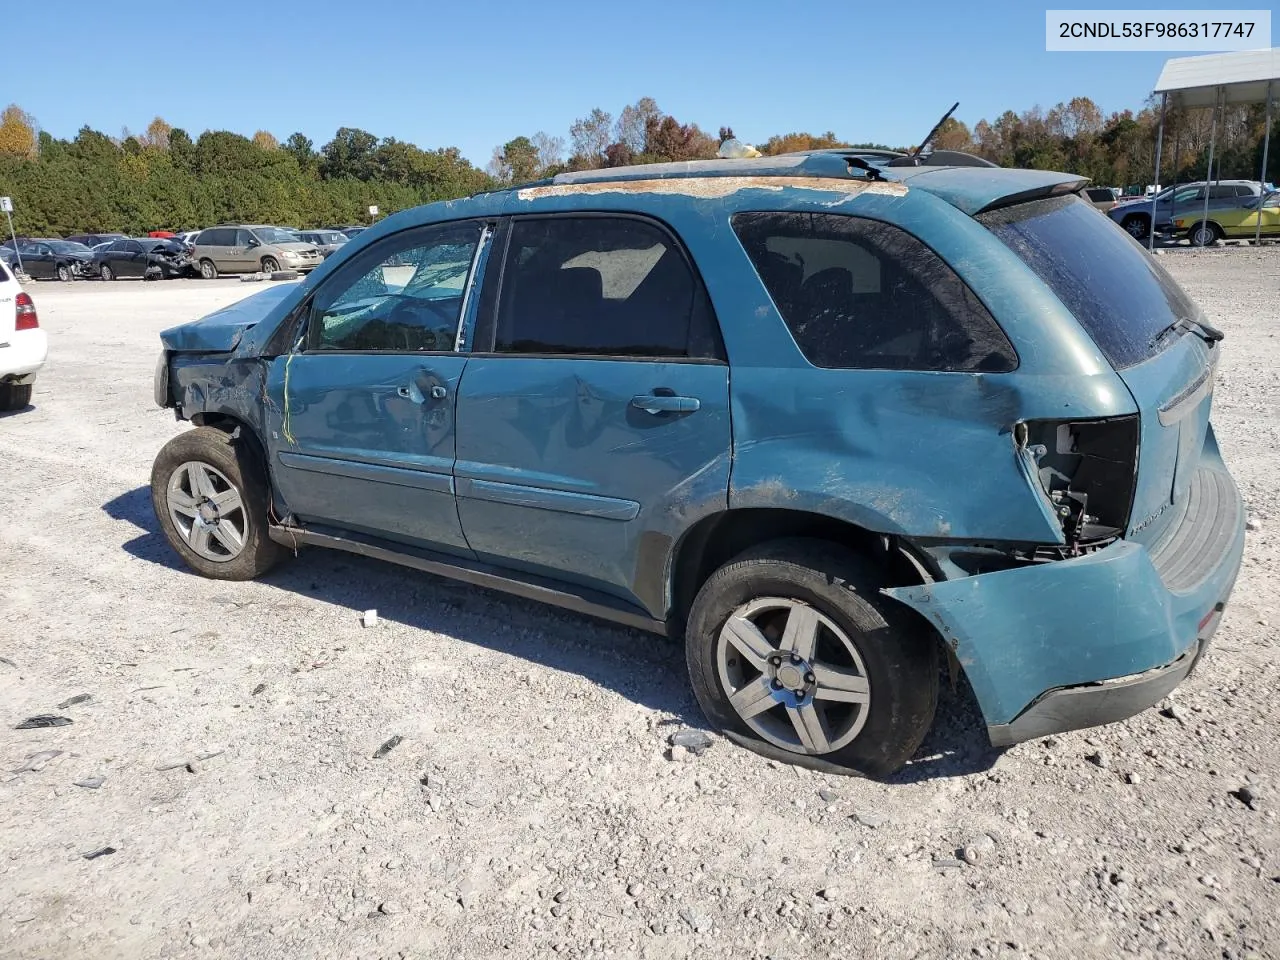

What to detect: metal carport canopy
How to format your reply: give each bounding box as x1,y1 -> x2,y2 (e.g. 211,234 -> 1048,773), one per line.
1154,48 -> 1279,107
1148,48 -> 1278,249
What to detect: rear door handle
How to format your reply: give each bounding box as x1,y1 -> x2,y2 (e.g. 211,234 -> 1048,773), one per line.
630,394 -> 700,415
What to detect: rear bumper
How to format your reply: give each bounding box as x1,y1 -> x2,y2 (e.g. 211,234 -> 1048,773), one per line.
886,443 -> 1245,746
0,329 -> 48,381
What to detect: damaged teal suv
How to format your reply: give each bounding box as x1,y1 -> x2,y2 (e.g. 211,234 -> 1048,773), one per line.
150,151 -> 1244,776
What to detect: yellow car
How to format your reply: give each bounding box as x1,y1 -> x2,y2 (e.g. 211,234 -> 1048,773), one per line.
1174,191 -> 1280,245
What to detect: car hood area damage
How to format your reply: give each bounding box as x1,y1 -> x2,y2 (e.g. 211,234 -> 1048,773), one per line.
159,284 -> 297,353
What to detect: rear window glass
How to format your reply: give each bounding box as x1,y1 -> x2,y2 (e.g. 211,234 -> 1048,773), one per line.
979,194 -> 1202,369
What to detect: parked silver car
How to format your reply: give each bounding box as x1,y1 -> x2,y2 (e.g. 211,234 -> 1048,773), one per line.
1108,180 -> 1263,241
292,230 -> 350,259
192,225 -> 323,278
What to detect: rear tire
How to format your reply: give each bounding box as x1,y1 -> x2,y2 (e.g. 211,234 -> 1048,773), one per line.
150,426 -> 287,580
0,382 -> 33,411
1121,215 -> 1150,241
199,259 -> 217,279
685,538 -> 938,777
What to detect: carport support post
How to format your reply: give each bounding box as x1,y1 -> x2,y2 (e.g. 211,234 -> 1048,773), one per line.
1150,92 -> 1167,252
3,208 -> 21,275
1201,87 -> 1220,246
1257,80 -> 1273,245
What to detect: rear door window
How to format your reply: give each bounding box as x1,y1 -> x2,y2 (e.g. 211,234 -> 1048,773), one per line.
491,216 -> 722,359
733,212 -> 1017,372
979,194 -> 1201,369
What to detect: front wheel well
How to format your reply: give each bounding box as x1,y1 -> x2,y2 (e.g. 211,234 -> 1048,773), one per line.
668,509 -> 931,633
189,413 -> 268,466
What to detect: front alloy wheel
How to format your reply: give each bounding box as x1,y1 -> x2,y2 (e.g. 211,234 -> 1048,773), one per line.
717,597 -> 871,755
151,426 -> 286,580
165,461 -> 248,562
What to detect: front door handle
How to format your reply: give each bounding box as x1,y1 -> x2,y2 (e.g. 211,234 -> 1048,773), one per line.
631,394 -> 700,415
396,382 -> 448,403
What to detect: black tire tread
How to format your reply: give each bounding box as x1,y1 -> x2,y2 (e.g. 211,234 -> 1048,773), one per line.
685,537 -> 938,778
0,382 -> 33,411
150,426 -> 286,581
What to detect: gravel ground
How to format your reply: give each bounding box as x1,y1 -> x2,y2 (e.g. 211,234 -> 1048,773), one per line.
1,259 -> 1278,960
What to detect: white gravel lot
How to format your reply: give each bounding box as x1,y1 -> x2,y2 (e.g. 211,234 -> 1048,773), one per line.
1,257 -> 1278,960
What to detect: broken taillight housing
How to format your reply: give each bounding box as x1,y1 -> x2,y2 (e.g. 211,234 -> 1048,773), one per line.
1016,415 -> 1139,543
14,293 -> 38,330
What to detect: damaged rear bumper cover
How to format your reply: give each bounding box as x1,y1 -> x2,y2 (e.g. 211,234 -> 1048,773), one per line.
885,466 -> 1244,747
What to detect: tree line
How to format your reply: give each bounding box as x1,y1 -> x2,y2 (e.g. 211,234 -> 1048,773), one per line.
0,95 -> 1273,237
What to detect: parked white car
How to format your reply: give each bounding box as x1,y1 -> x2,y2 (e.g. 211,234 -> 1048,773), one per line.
0,259 -> 46,410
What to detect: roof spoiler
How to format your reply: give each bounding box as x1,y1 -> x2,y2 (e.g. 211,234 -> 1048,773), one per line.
975,178 -> 1092,214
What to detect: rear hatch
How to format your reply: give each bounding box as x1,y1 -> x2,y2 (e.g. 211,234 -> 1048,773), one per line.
978,194 -> 1217,549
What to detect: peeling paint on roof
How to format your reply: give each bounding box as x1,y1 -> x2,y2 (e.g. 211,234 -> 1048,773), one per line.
515,176 -> 909,202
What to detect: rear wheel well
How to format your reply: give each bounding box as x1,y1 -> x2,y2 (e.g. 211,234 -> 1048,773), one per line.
669,509 -> 930,633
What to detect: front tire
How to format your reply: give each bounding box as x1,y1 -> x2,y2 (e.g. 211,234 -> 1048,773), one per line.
685,539 -> 938,777
100,263 -> 114,281
56,264 -> 73,282
150,426 -> 287,580
261,256 -> 280,274
0,382 -> 33,411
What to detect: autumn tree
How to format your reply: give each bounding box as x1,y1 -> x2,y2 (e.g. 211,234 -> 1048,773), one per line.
0,105 -> 38,158
928,118 -> 973,152
252,130 -> 280,150
760,131 -> 846,155
642,114 -> 717,163
142,116 -> 172,150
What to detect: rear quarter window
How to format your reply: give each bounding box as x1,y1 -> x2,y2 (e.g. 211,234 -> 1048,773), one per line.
978,194 -> 1202,370
732,212 -> 1017,372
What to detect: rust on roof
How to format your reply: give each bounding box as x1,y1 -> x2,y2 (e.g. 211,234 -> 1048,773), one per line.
515,176 -> 908,202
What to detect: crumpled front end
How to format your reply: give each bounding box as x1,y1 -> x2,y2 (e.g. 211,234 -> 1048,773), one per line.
885,435 -> 1245,746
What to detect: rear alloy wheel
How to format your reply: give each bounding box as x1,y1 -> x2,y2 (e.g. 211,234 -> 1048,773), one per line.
260,256 -> 280,274
151,426 -> 287,580
99,263 -> 114,281
0,382 -> 33,411
686,539 -> 938,777
1189,221 -> 1223,247
1121,215 -> 1150,241
199,259 -> 217,279
56,263 -> 73,282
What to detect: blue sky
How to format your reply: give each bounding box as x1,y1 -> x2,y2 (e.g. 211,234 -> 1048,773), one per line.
6,1 -> 1208,166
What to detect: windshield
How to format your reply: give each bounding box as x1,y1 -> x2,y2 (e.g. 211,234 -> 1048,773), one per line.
253,228 -> 301,244
49,241 -> 92,254
979,194 -> 1202,370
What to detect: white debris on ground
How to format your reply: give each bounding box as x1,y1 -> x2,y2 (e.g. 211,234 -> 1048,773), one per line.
0,257 -> 1277,959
